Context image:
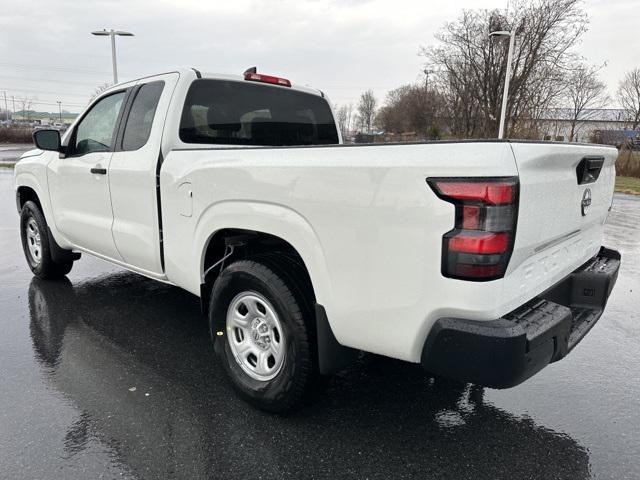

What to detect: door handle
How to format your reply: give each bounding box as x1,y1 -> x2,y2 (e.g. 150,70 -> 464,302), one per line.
90,167 -> 107,175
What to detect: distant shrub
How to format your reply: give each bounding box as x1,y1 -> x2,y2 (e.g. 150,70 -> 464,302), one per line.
0,127 -> 33,143
616,149 -> 640,178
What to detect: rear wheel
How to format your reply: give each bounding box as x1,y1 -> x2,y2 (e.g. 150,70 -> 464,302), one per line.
226,291 -> 287,381
209,255 -> 318,413
20,201 -> 74,279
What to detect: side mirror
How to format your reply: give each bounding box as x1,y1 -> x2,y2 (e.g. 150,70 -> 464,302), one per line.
33,129 -> 61,152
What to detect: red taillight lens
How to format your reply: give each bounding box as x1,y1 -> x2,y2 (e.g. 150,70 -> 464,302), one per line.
244,72 -> 292,87
448,232 -> 509,254
453,263 -> 505,278
428,177 -> 519,281
434,181 -> 515,205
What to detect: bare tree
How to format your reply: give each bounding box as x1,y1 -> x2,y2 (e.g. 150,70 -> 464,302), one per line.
345,104 -> 354,136
564,63 -> 609,142
422,0 -> 587,139
357,90 -> 377,134
617,68 -> 640,129
90,82 -> 112,103
335,103 -> 354,140
17,96 -> 34,122
376,84 -> 446,139
376,85 -> 413,133
336,105 -> 347,138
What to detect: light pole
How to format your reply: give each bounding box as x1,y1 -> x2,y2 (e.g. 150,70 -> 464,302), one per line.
489,30 -> 516,139
423,68 -> 436,91
2,91 -> 8,122
57,101 -> 62,123
91,29 -> 134,84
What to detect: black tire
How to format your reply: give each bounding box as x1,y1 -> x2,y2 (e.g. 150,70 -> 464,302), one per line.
209,255 -> 318,413
20,201 -> 74,279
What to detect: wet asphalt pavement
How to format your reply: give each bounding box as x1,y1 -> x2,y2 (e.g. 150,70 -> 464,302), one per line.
1,168 -> 639,480
0,144 -> 32,164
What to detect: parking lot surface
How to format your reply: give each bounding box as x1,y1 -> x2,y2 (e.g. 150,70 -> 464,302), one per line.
0,144 -> 32,164
1,169 -> 639,479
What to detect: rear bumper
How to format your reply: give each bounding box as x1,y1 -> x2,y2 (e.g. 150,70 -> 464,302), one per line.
421,246 -> 621,388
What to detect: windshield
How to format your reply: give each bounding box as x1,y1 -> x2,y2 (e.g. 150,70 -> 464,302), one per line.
179,79 -> 339,146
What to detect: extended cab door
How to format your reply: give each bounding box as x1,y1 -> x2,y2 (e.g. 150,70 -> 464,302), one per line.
47,90 -> 128,260
108,73 -> 180,275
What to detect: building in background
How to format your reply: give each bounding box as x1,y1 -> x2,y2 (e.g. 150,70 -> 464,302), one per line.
537,108 -> 633,144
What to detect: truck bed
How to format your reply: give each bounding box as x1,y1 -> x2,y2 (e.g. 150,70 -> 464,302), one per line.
159,140 -> 617,362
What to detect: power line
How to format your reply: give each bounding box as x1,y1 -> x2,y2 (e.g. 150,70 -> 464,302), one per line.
0,75 -> 105,87
10,98 -> 87,109
23,100 -> 85,108
0,62 -> 111,76
321,85 -> 399,89
0,86 -> 91,99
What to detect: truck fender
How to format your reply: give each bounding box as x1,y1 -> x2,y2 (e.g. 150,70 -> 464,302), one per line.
191,200 -> 356,369
15,171 -> 71,251
193,200 -> 334,307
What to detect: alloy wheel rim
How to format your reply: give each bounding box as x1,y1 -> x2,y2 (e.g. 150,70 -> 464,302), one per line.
226,291 -> 286,381
25,217 -> 42,265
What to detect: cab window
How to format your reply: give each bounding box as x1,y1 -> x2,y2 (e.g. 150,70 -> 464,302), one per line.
179,79 -> 339,146
72,91 -> 125,155
121,81 -> 165,151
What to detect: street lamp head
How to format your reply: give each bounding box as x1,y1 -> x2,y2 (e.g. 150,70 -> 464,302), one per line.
489,30 -> 512,37
91,29 -> 134,36
91,28 -> 134,85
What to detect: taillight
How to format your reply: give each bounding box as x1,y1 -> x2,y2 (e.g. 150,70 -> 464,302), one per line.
244,72 -> 292,87
427,177 -> 519,281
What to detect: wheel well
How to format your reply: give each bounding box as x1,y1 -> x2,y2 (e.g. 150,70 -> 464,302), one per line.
16,186 -> 41,212
201,229 -> 358,375
200,229 -> 315,312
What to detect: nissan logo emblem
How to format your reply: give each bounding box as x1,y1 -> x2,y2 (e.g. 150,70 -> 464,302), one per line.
581,188 -> 592,216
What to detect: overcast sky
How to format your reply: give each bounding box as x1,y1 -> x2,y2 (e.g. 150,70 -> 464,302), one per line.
0,0 -> 637,113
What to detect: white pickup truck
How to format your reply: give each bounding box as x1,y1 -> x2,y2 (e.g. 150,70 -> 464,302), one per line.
15,68 -> 621,412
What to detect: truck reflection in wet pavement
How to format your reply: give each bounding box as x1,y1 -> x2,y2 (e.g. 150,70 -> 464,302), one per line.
27,272 -> 590,480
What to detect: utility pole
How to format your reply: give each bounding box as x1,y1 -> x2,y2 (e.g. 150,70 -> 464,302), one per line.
489,30 -> 516,139
2,91 -> 8,121
57,101 -> 62,123
91,29 -> 134,84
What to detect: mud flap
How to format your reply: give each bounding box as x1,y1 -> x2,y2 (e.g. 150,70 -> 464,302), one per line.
47,227 -> 80,263
315,304 -> 358,375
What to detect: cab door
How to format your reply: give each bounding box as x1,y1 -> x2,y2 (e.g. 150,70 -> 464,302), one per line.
108,73 -> 180,274
48,90 -> 128,260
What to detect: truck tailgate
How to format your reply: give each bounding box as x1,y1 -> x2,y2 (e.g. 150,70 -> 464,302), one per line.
504,142 -> 618,302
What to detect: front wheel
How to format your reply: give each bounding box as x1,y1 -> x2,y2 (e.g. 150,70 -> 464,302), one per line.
209,256 -> 318,413
20,201 -> 74,279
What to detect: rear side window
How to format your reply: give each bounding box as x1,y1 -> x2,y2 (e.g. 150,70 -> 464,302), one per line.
179,79 -> 339,146
122,81 -> 165,151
